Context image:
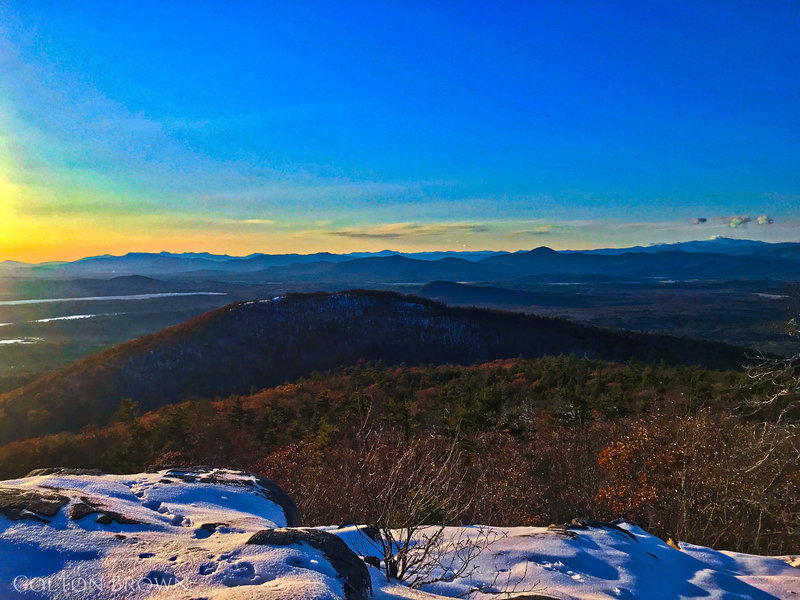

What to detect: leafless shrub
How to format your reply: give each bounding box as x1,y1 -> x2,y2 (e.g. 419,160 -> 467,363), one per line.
336,419 -> 543,597
743,317 -> 800,424
347,418 -> 471,581
596,413 -> 800,554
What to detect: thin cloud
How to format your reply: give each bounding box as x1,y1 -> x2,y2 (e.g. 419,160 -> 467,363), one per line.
319,222 -> 491,240
235,218 -> 276,225
0,32 -> 421,220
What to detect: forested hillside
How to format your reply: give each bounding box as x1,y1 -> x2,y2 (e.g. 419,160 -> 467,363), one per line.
1,356 -> 796,555
0,291 -> 748,444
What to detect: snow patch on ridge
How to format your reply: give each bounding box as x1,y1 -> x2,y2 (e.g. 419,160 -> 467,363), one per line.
0,469 -> 797,599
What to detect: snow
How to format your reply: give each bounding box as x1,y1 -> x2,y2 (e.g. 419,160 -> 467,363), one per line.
1,470 -> 798,599
331,524 -> 799,599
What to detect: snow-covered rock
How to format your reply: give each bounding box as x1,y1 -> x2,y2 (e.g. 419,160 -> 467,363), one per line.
333,522 -> 800,600
0,468 -> 798,599
0,467 -> 341,599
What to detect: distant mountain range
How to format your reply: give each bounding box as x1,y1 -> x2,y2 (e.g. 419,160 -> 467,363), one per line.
0,249 -> 507,276
569,237 -> 800,258
2,238 -> 798,282
0,290 -> 748,444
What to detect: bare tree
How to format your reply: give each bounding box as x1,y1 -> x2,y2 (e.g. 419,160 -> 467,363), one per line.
348,419 -> 470,579
341,417 -> 542,598
743,308 -> 800,424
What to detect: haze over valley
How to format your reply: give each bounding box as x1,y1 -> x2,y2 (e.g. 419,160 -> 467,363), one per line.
1,237 -> 797,392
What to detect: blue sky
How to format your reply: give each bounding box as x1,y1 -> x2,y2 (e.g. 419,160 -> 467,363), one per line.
1,0 -> 798,260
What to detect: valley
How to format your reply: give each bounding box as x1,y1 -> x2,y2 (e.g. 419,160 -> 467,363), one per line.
1,238 -> 796,392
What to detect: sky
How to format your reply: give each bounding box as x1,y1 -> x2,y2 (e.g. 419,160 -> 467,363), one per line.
1,1 -> 798,262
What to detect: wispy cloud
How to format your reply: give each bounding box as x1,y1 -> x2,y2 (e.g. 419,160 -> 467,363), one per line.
0,30 -> 421,222
290,217 -> 800,248
317,222 -> 491,240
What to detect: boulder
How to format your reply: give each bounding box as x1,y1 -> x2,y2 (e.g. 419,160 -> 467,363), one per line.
247,527 -> 372,600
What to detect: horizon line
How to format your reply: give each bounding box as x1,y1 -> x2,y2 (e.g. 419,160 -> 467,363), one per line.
3,236 -> 797,267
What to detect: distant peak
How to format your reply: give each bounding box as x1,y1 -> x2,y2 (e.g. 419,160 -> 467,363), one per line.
527,246 -> 559,255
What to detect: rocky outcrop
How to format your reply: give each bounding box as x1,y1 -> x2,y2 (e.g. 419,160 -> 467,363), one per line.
565,518 -> 639,542
69,496 -> 142,525
251,473 -> 301,527
2,469 -> 794,600
247,527 -> 372,600
159,466 -> 300,527
0,486 -> 69,521
26,467 -> 104,477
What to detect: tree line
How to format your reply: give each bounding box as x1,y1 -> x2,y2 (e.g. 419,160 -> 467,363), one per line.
0,355 -> 796,555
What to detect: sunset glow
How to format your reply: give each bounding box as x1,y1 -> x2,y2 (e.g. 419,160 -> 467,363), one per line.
1,1 -> 798,262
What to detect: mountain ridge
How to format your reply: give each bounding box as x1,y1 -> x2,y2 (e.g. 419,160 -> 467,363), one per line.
0,290 -> 749,444
3,238 -> 799,278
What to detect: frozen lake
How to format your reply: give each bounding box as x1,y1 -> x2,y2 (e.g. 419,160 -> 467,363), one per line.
0,292 -> 227,306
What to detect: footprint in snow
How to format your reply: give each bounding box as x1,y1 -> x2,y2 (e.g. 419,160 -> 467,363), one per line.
218,550 -> 240,561
222,561 -> 263,587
